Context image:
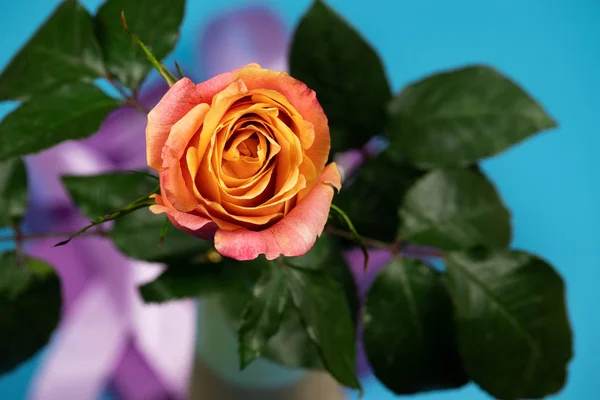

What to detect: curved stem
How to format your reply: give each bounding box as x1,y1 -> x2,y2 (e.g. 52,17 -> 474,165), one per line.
400,245 -> 444,259
325,226 -> 396,251
0,227 -> 109,244
325,226 -> 445,259
105,75 -> 150,114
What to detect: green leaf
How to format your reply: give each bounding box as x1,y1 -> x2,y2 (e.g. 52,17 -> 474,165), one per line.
445,249 -> 573,399
0,83 -> 120,161
363,257 -> 468,394
220,236 -> 356,374
0,0 -> 105,102
399,168 -> 511,251
334,153 -> 423,242
289,0 -> 391,153
110,207 -> 211,262
238,263 -> 289,368
262,236 -> 357,371
140,257 -> 251,303
262,304 -> 325,370
0,158 -> 28,228
0,253 -> 61,373
282,265 -> 360,389
95,0 -> 185,91
386,65 -> 556,167
282,235 -> 359,321
63,172 -> 157,220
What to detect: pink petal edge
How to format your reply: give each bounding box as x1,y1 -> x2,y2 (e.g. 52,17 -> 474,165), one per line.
214,163 -> 342,261
146,78 -> 203,171
194,63 -> 260,101
150,195 -> 218,240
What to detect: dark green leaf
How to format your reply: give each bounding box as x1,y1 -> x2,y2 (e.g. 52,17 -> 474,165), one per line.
95,0 -> 185,91
238,263 -> 289,368
0,253 -> 61,373
63,172 -> 157,219
282,265 -> 360,389
219,236 -> 356,373
250,236 -> 355,371
387,65 -> 556,167
399,168 -> 511,251
334,153 -> 422,242
289,0 -> 391,153
262,303 -> 325,370
140,257 -> 250,303
445,249 -> 573,399
0,83 -> 120,161
0,158 -> 28,228
284,235 -> 359,321
110,207 -> 211,262
363,257 -> 468,394
0,0 -> 105,102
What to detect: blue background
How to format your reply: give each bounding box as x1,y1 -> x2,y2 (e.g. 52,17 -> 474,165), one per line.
0,0 -> 598,399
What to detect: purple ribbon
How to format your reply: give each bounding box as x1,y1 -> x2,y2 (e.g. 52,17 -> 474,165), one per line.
25,93 -> 196,400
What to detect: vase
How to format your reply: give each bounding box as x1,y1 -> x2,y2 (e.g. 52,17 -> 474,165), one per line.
188,296 -> 345,400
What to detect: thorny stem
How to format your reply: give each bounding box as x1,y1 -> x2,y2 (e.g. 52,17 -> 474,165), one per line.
1,224 -> 444,259
13,227 -> 25,265
105,75 -> 150,114
325,226 -> 445,259
0,226 -> 110,244
121,11 -> 178,87
326,227 -> 393,250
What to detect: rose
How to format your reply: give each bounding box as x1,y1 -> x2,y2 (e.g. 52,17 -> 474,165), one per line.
146,64 -> 341,261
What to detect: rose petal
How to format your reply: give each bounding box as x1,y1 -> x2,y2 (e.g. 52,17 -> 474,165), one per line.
249,90 -> 315,151
160,103 -> 211,212
150,195 -> 217,239
147,78 -> 204,171
203,198 -> 284,229
214,163 -> 341,260
234,68 -> 330,175
162,103 -> 211,167
193,79 -> 253,205
195,63 -> 260,103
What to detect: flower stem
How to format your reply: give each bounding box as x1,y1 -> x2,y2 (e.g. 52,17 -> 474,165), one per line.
121,11 -> 178,87
0,227 -> 109,244
325,226 -> 445,259
326,226 -> 392,251
105,75 -> 150,114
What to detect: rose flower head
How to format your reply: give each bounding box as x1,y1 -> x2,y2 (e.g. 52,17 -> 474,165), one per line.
146,64 -> 341,261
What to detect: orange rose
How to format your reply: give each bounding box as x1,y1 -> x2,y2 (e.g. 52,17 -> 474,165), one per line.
146,64 -> 341,261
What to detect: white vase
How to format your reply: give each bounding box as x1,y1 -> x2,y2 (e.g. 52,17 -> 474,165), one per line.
188,296 -> 345,400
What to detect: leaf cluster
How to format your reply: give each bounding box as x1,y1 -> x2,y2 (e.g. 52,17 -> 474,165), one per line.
0,2 -> 573,399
